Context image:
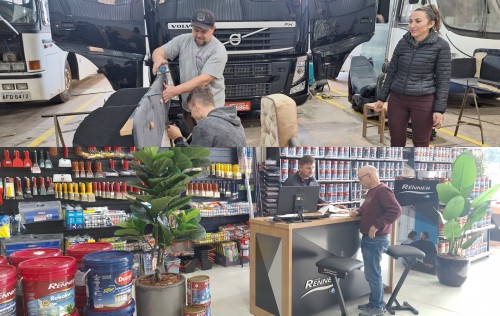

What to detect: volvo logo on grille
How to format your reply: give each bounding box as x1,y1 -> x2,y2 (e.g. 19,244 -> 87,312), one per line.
229,34 -> 242,46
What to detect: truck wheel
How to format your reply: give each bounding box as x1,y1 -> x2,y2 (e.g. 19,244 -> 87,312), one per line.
51,61 -> 72,104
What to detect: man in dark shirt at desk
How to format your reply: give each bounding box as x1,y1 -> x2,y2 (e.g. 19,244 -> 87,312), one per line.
283,155 -> 326,204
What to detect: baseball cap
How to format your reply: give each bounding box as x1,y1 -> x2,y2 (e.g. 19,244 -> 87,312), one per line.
191,9 -> 216,30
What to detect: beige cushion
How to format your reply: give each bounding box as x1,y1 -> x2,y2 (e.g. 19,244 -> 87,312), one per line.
260,94 -> 298,146
473,51 -> 487,78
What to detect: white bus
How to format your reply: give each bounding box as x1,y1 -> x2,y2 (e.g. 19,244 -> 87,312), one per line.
0,0 -> 96,104
359,0 -> 500,76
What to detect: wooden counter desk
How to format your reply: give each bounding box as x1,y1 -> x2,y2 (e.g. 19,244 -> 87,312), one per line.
250,215 -> 371,316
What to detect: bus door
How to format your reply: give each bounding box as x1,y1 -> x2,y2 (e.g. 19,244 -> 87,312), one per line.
48,0 -> 147,90
309,0 -> 378,80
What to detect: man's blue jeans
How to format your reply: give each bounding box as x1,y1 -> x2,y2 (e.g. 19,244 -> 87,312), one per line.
361,235 -> 390,310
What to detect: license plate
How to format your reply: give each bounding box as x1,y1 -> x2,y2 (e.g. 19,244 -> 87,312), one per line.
225,101 -> 251,112
2,91 -> 31,101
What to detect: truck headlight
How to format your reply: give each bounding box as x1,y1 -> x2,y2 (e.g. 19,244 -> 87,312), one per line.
292,56 -> 307,85
290,81 -> 306,94
11,62 -> 26,71
16,83 -> 29,90
2,84 -> 15,90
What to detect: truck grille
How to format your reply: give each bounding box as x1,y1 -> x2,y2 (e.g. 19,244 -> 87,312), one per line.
226,83 -> 270,98
216,28 -> 295,53
224,63 -> 271,78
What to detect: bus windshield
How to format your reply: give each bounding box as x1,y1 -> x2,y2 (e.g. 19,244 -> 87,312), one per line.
0,0 -> 38,25
438,0 -> 500,34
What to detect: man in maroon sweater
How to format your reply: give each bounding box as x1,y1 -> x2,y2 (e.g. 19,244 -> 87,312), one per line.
349,165 -> 402,316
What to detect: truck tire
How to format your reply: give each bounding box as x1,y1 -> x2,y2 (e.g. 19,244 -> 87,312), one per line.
51,61 -> 72,104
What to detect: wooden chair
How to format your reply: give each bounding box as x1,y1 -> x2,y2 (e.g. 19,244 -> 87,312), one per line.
362,102 -> 388,144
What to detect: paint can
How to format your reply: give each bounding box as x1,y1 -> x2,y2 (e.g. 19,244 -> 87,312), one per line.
187,275 -> 211,306
0,265 -> 17,316
83,251 -> 133,311
84,299 -> 135,316
182,305 -> 206,316
18,256 -> 77,316
0,255 -> 7,265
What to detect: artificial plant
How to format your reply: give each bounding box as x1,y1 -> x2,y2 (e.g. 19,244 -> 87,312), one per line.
115,147 -> 210,282
436,151 -> 500,257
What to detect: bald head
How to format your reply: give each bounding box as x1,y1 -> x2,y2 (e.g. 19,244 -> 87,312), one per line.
358,165 -> 380,189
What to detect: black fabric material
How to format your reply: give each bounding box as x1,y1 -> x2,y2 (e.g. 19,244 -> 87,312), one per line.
450,58 -> 476,79
385,245 -> 425,259
410,240 -> 437,266
103,87 -> 148,107
378,30 -> 451,113
316,256 -> 364,274
480,55 -> 500,83
73,105 -> 136,146
350,56 -> 378,96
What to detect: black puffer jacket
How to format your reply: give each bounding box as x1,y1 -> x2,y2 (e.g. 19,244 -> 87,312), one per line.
378,30 -> 451,113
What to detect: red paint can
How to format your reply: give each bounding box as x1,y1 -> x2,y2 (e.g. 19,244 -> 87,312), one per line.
187,275 -> 211,306
0,255 -> 7,265
182,305 -> 206,316
18,256 -> 77,316
0,265 -> 17,316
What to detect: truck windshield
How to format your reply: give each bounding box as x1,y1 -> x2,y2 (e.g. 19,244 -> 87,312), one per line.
438,0 -> 500,34
166,0 -> 299,21
0,0 -> 37,24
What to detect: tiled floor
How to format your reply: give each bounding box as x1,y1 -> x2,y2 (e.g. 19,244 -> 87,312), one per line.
185,242 -> 499,315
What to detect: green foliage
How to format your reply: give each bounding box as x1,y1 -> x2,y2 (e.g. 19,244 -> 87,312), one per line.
115,147 -> 210,282
436,151 -> 500,257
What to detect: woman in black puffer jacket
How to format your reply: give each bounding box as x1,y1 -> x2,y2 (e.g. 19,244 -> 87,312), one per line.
374,4 -> 451,147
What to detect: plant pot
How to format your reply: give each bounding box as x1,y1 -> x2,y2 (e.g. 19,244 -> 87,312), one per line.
436,255 -> 470,287
135,273 -> 186,315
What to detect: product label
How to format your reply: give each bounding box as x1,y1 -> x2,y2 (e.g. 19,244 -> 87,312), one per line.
87,269 -> 133,310
0,286 -> 16,316
25,286 -> 75,316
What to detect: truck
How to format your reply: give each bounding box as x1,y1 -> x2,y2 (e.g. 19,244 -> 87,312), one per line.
1,0 -> 377,110
0,0 -> 97,104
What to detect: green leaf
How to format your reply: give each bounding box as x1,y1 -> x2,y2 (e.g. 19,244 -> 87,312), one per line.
464,202 -> 489,231
436,183 -> 461,204
443,221 -> 463,240
114,228 -> 141,236
462,233 -> 483,250
460,199 -> 471,218
442,195 -> 465,221
450,152 -> 476,198
471,184 -> 500,208
167,196 -> 192,213
133,147 -> 157,168
152,157 -> 173,175
150,196 -> 176,216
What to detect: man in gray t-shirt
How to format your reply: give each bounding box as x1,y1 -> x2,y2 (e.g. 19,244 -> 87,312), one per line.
152,8 -> 227,115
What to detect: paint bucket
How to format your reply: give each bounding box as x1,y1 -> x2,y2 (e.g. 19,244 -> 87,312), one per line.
0,265 -> 17,316
67,242 -> 113,315
187,275 -> 211,306
0,255 -> 7,265
18,256 -> 77,316
182,305 -> 206,316
192,301 -> 211,316
83,251 -> 133,311
84,299 -> 135,316
9,248 -> 63,316
9,248 -> 63,267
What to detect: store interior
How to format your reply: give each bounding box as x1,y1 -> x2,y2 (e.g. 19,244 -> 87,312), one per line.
0,146 -> 499,315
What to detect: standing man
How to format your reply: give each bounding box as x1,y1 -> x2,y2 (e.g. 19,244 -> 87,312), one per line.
349,165 -> 402,316
152,8 -> 228,132
283,155 -> 326,204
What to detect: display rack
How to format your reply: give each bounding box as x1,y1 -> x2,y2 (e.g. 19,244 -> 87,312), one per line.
275,147 -> 404,207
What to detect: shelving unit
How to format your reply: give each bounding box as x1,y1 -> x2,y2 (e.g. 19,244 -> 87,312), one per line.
275,147 -> 404,207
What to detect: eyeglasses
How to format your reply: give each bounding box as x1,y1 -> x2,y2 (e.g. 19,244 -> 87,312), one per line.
358,173 -> 370,180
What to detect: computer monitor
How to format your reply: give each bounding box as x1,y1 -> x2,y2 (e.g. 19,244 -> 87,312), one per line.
277,185 -> 320,216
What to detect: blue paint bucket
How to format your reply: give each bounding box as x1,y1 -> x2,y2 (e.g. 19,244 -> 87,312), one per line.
84,299 -> 135,316
83,251 -> 133,311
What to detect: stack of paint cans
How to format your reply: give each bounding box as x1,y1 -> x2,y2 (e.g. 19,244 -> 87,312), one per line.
18,256 -> 78,315
83,250 -> 135,316
8,248 -> 63,316
66,242 -> 114,315
183,275 -> 211,316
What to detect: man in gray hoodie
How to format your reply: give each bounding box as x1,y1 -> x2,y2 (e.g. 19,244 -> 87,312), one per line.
167,86 -> 247,147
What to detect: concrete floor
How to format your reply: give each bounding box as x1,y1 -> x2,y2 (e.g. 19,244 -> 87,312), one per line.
200,241 -> 500,315
0,72 -> 499,147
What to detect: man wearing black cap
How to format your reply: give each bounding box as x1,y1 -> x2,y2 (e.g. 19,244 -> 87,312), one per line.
152,8 -> 228,132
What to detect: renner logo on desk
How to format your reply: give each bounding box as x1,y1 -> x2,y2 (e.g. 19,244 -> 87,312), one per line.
301,276 -> 332,298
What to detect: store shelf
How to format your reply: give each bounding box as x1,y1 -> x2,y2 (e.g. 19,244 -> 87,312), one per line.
280,156 -> 403,162
465,224 -> 496,235
469,251 -> 492,262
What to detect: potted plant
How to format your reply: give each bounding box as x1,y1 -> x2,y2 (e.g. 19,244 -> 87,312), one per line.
436,151 -> 500,287
115,147 -> 210,315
